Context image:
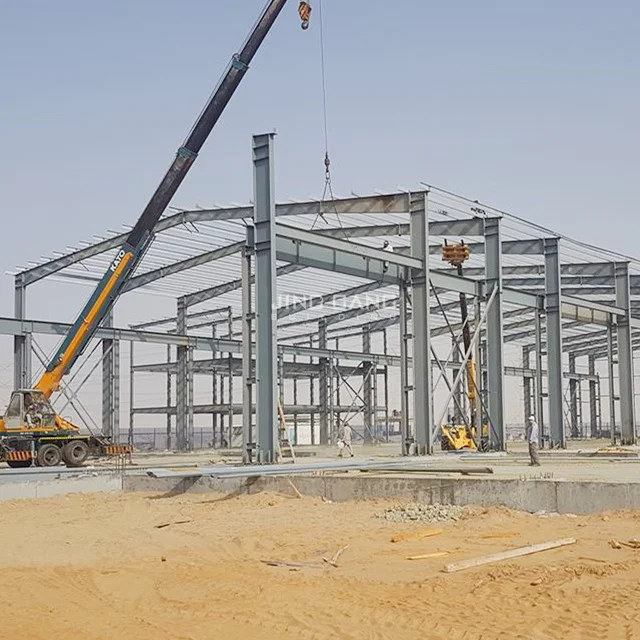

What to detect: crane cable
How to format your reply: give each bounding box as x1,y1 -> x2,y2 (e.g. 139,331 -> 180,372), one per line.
311,0 -> 345,233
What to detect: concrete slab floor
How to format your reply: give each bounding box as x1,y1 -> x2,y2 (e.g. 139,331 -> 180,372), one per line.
109,439 -> 640,485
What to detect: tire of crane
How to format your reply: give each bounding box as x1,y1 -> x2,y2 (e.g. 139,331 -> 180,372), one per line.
6,460 -> 32,469
62,440 -> 89,467
36,443 -> 62,467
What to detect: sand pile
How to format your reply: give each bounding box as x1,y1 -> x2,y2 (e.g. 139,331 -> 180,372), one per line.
0,491 -> 639,640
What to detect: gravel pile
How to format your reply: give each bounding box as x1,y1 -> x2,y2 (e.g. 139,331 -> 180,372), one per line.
376,503 -> 464,523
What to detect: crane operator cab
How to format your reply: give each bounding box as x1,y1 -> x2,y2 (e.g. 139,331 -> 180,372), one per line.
2,390 -> 57,433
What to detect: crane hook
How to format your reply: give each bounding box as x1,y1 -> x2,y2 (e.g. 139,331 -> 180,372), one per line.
298,1 -> 312,30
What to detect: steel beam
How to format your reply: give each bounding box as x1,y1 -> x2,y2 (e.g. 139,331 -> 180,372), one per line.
253,133 -> 278,463
484,218 -> 505,450
615,262 -> 636,444
17,193 -> 414,286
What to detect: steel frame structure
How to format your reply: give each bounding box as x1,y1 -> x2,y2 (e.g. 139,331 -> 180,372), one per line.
5,135 -> 640,456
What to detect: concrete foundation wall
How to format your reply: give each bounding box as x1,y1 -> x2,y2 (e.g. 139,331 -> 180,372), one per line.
124,474 -> 640,515
0,474 -> 123,502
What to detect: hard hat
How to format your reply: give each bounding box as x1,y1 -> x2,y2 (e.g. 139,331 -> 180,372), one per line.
528,415 -> 535,421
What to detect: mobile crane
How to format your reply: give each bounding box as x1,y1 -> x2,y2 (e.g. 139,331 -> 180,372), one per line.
0,1 -> 313,468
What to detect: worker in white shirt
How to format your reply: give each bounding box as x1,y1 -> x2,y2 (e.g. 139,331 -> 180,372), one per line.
338,423 -> 354,457
526,415 -> 540,466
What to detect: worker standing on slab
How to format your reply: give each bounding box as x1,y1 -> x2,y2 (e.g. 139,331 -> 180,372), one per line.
526,415 -> 540,466
338,423 -> 354,457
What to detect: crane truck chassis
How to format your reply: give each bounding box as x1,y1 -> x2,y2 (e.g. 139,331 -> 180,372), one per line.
0,1 -> 312,468
0,389 -> 130,468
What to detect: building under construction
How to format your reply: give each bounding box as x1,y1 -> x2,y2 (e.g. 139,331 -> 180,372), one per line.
4,134 -> 639,460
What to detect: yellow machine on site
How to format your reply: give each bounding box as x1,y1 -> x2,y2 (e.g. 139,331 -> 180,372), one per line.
439,241 -> 487,451
0,1 -> 314,468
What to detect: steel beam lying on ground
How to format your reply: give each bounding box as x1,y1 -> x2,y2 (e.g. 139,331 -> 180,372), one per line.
146,458 -> 494,479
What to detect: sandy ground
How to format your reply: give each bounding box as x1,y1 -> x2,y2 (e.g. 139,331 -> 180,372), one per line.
1,491 -> 639,640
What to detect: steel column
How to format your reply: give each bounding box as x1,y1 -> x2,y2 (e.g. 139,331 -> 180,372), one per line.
383,329 -> 390,442
607,322 -> 616,443
484,218 -> 505,450
318,319 -> 329,444
523,346 -> 532,421
211,324 -> 218,444
187,343 -> 194,450
615,262 -> 636,444
227,308 -> 234,446
13,275 -> 31,389
166,345 -> 172,450
176,298 -> 188,451
534,310 -> 545,444
568,353 -> 578,438
545,238 -> 565,448
309,338 -> 315,444
410,192 -> 432,454
399,281 -> 410,455
253,133 -> 278,462
129,342 -> 136,445
242,242 -> 254,462
102,312 -> 115,438
362,325 -> 373,443
588,354 -> 598,438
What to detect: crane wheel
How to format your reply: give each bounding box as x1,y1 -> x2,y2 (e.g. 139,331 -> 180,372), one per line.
36,443 -> 62,467
62,440 -> 89,467
6,460 -> 32,469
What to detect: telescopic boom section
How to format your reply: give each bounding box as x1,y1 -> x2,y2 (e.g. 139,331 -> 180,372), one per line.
35,0 -> 301,398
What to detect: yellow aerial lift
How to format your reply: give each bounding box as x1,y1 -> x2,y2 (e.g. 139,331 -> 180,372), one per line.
439,241 -> 486,451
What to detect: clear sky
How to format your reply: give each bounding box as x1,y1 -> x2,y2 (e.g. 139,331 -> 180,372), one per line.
0,1 -> 638,422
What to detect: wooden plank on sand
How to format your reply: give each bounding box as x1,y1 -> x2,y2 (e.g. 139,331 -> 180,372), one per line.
443,537 -> 576,573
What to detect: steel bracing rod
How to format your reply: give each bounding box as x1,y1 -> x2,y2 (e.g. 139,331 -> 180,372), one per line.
31,339 -> 100,434
429,281 -> 499,444
431,286 -> 498,440
427,284 -> 472,396
58,342 -> 113,415
334,365 -> 376,439
430,344 -> 474,435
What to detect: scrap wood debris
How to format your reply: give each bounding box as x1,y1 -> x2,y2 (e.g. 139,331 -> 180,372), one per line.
261,560 -> 324,570
391,528 -> 443,543
610,539 -> 640,549
443,538 -> 577,573
322,544 -> 349,568
407,551 -> 450,561
155,519 -> 193,529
